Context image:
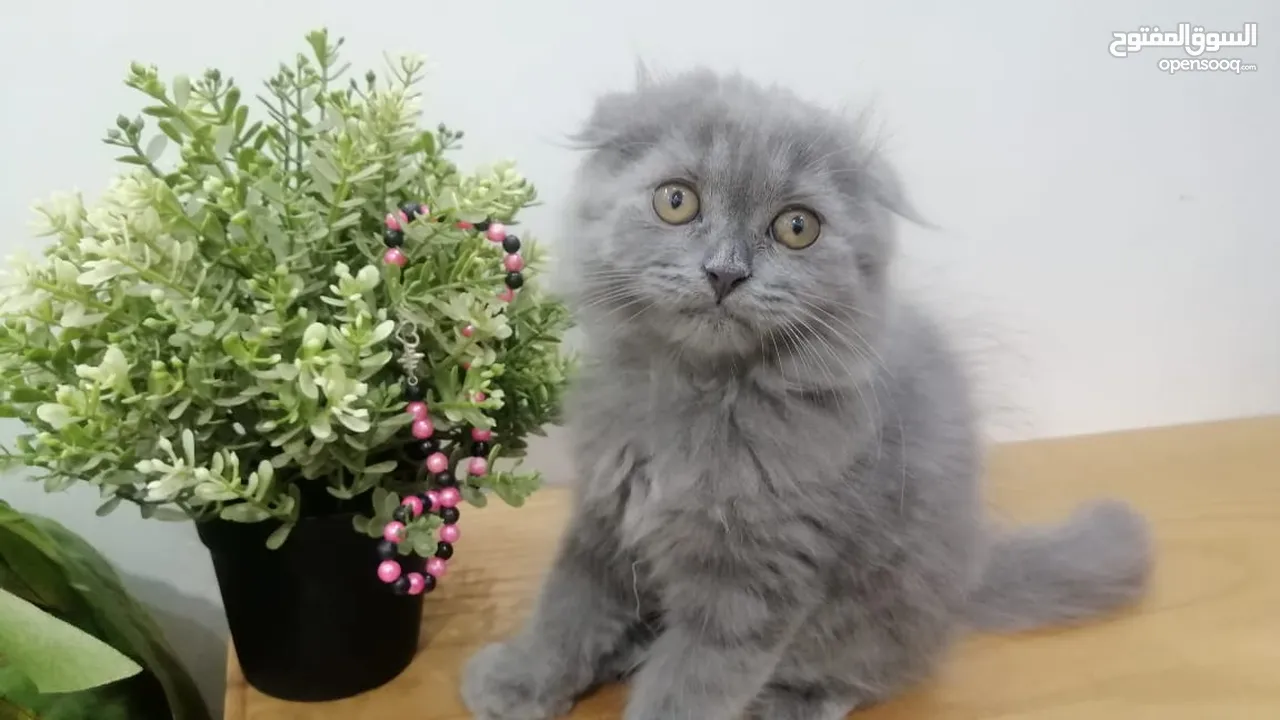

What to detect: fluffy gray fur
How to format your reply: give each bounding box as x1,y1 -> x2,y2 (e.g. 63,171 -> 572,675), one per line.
461,69 -> 1152,720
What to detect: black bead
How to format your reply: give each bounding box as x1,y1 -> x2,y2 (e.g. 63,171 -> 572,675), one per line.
405,440 -> 428,461
399,202 -> 422,221
402,382 -> 425,402
435,542 -> 454,560
383,228 -> 404,248
439,506 -> 460,524
505,272 -> 524,289
421,572 -> 437,593
502,234 -> 521,253
392,505 -> 411,524
391,576 -> 411,595
471,441 -> 490,457
376,540 -> 398,560
435,470 -> 457,487
473,220 -> 490,232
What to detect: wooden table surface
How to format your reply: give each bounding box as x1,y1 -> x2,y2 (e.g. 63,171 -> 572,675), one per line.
226,417 -> 1280,719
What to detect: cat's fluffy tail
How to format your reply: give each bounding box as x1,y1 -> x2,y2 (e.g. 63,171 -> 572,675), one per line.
964,499 -> 1153,632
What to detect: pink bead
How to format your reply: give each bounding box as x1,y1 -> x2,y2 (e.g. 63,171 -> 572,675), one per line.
503,254 -> 524,272
485,223 -> 507,242
411,418 -> 435,439
398,210 -> 410,226
471,428 -> 492,442
406,572 -> 426,595
468,456 -> 489,476
473,392 -> 486,403
455,220 -> 474,230
461,324 -> 475,338
405,401 -> 428,420
460,361 -> 471,370
425,452 -> 449,475
377,560 -> 402,583
426,556 -> 448,577
383,248 -> 407,267
418,204 -> 429,217
401,495 -> 424,518
498,287 -> 516,303
438,487 -> 461,508
439,524 -> 461,543
425,489 -> 441,511
385,213 -> 401,231
382,521 -> 406,543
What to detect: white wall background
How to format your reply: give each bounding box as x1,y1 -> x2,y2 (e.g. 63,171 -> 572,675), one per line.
2,0 -> 1277,714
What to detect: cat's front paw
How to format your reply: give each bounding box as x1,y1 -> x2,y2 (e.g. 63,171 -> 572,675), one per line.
461,641 -> 574,720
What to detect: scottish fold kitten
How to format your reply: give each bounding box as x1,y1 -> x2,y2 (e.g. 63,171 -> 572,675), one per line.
461,69 -> 1151,720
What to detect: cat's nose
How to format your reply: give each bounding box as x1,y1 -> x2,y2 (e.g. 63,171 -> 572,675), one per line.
703,265 -> 750,304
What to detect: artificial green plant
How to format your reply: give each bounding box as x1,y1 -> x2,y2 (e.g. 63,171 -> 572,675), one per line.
0,29 -> 572,553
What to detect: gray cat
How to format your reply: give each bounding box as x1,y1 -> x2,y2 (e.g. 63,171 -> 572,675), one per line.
461,69 -> 1152,720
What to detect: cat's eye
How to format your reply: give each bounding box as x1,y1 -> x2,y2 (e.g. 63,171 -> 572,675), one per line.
652,181 -> 700,225
771,207 -> 821,249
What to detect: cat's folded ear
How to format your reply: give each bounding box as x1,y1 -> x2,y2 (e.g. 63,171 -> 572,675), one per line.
864,152 -> 937,230
568,90 -> 636,151
569,58 -> 659,153
633,56 -> 656,89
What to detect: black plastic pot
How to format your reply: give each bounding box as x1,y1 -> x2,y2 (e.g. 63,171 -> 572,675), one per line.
197,510 -> 426,701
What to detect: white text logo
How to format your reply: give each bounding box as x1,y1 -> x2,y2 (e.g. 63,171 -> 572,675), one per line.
1109,22 -> 1258,58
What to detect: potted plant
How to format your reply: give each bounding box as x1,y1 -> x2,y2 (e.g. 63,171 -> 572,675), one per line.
0,500 -> 211,719
0,29 -> 573,702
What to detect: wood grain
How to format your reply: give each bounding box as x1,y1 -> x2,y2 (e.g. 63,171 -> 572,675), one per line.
225,417 -> 1280,719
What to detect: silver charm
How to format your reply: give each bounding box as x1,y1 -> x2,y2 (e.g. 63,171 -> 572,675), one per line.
395,321 -> 425,383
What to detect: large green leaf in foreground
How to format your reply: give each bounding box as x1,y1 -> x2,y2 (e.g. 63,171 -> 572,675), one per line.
0,587 -> 141,692
0,500 -> 210,720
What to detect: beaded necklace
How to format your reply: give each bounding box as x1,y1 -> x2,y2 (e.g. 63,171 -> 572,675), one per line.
371,201 -> 524,596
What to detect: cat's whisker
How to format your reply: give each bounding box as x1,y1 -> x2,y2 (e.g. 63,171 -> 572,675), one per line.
577,268 -> 649,281
577,287 -> 645,311
787,288 -> 878,319
796,299 -> 892,378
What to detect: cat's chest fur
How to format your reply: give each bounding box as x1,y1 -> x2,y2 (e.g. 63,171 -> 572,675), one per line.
571,359 -> 865,552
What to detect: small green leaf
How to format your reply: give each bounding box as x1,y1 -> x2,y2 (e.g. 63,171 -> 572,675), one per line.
380,490 -> 400,518
265,523 -> 293,549
142,105 -> 179,118
410,529 -> 436,556
336,412 -> 371,433
95,496 -> 123,516
144,134 -> 168,161
360,349 -> 393,369
213,124 -> 236,158
181,428 -> 195,466
151,507 -> 190,521
460,485 -> 488,508
219,504 -> 271,523
363,460 -> 398,475
310,155 -> 341,184
224,85 -> 242,113
172,75 -> 191,108
35,403 -> 75,430
9,387 -> 45,403
194,483 -> 238,502
158,119 -> 184,142
310,414 -> 332,440
167,397 -> 192,419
